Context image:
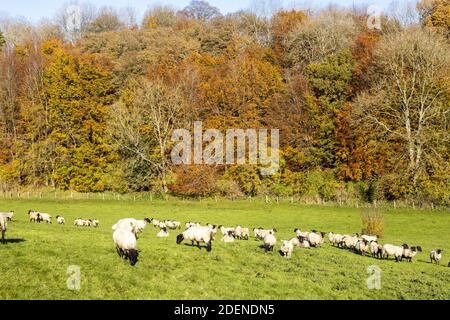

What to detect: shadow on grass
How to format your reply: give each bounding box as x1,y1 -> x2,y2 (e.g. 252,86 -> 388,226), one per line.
3,238 -> 26,244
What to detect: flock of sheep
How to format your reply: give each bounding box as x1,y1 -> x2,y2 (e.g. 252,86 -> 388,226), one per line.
109,216 -> 447,268
0,210 -> 446,269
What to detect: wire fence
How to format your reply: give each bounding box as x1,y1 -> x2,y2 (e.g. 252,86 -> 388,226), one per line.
0,190 -> 445,210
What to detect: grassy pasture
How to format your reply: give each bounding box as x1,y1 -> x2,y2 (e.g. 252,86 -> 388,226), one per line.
0,198 -> 449,300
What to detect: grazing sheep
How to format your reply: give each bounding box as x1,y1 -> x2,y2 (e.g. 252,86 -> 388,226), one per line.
294,228 -> 309,238
28,210 -> 41,223
112,218 -> 150,236
430,249 -> 443,265
328,232 -> 344,247
176,226 -> 214,252
308,231 -> 325,247
113,226 -> 139,266
152,219 -> 160,228
0,211 -> 14,221
165,220 -> 181,230
221,230 -> 235,243
297,236 -> 311,248
341,235 -> 359,250
355,239 -> 369,256
280,240 -> 294,258
234,225 -> 249,240
402,245 -> 422,262
263,234 -> 277,252
91,219 -> 100,228
219,225 -> 235,237
157,227 -> 170,238
382,244 -> 405,262
255,228 -> 277,240
39,213 -> 52,224
369,241 -> 383,259
74,218 -> 85,227
0,214 -> 7,244
56,216 -> 65,225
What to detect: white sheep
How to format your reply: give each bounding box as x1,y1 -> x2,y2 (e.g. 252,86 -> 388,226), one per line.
28,210 -> 41,223
298,236 -> 311,248
219,225 -> 235,237
165,220 -> 181,230
254,228 -> 277,240
382,244 -> 405,262
430,249 -> 443,265
112,218 -> 150,236
263,234 -> 277,252
92,219 -> 100,228
341,234 -> 359,249
0,211 -> 14,221
152,219 -> 160,228
0,214 -> 7,244
39,213 -> 52,224
234,226 -> 250,240
328,232 -> 344,247
294,228 -> 309,238
113,226 -> 139,266
369,241 -> 383,259
402,245 -> 422,262
176,226 -> 214,252
56,216 -> 65,225
74,218 -> 87,227
355,239 -> 369,256
221,230 -> 235,243
157,227 -> 170,238
280,240 -> 294,258
308,231 -> 325,247
289,237 -> 300,247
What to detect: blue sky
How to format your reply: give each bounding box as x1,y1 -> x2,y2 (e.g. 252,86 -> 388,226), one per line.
0,0 -> 407,23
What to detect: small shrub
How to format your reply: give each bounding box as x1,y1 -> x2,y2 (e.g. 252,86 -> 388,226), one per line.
361,208 -> 384,238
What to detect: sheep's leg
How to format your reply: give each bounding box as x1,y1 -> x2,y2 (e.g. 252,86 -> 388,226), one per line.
1,230 -> 4,244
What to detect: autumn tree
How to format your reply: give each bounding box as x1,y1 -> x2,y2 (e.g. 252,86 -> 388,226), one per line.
417,0 -> 450,38
32,40 -> 115,191
109,78 -> 185,193
179,0 -> 222,21
286,10 -> 358,67
271,10 -> 306,66
356,27 -> 450,186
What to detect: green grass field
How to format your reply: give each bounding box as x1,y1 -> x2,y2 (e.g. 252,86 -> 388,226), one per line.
0,198 -> 449,300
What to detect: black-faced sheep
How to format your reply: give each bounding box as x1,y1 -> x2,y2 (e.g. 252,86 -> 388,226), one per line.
176,226 -> 214,252
113,226 -> 139,266
157,227 -> 169,238
263,234 -> 277,252
369,241 -> 383,259
28,210 -> 41,223
382,244 -> 405,262
221,230 -> 235,243
280,240 -> 294,258
430,249 -> 443,265
56,216 -> 65,225
402,245 -> 422,262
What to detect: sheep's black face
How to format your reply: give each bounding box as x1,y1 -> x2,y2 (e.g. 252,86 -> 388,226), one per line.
402,243 -> 409,249
437,249 -> 442,254
176,234 -> 184,244
417,246 -> 423,252
320,232 -> 326,238
128,249 -> 139,266
144,218 -> 151,223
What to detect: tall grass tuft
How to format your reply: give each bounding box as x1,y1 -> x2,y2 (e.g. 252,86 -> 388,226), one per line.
361,208 -> 384,238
